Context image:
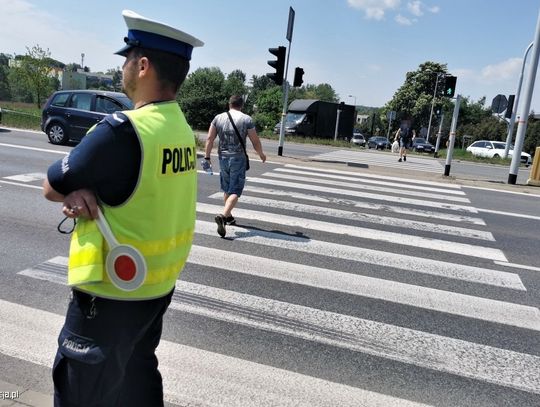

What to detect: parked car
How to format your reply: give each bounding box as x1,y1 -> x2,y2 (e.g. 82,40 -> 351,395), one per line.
412,137 -> 435,153
351,131 -> 366,147
466,140 -> 532,166
41,90 -> 133,145
367,136 -> 391,150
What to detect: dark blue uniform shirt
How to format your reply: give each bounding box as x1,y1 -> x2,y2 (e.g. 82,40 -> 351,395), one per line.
47,113 -> 141,206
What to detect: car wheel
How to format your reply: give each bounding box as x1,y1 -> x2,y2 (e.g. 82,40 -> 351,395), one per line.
47,122 -> 68,145
493,154 -> 500,159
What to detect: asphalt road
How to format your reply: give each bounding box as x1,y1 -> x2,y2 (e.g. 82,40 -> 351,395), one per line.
1,128 -> 539,406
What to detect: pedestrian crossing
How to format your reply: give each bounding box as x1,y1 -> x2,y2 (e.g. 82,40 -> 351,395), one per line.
311,149 -> 444,173
5,163 -> 540,406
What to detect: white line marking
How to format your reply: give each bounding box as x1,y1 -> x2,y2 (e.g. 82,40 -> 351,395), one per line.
198,203 -> 507,261
14,262 -> 540,394
208,193 -> 494,241
4,172 -> 47,182
262,172 -> 471,203
247,177 -> 478,213
0,142 -> 68,155
0,180 -> 42,189
285,163 -> 462,188
243,185 -> 486,225
193,222 -> 519,288
494,261 -> 540,272
477,208 -> 540,221
273,168 -> 466,195
463,185 -> 540,197
188,246 -> 532,325
174,281 -> 540,394
0,298 -> 433,407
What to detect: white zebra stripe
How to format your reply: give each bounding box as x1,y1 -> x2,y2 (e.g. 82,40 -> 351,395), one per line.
197,203 -> 507,261
242,185 -> 486,225
0,298 -> 433,407
208,193 -> 494,241
273,168 -> 465,195
246,177 -> 478,212
260,172 -> 470,203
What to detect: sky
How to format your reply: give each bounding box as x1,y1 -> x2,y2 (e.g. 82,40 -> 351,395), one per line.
2,0 -> 540,112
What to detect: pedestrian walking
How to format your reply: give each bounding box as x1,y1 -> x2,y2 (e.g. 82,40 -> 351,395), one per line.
204,95 -> 266,238
42,9 -> 203,407
399,126 -> 412,162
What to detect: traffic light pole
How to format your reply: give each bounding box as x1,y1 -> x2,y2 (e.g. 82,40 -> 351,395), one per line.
444,95 -> 461,176
277,40 -> 291,156
278,8 -> 295,156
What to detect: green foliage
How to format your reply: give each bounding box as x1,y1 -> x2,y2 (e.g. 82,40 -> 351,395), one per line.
384,61 -> 448,129
12,45 -> 57,108
177,67 -> 227,130
0,101 -> 41,130
525,117 -> 540,156
252,86 -> 283,131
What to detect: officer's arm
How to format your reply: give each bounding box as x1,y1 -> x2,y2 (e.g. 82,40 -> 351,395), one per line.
204,124 -> 217,159
43,179 -> 64,202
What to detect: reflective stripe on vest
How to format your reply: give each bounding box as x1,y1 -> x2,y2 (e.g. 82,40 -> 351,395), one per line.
68,101 -> 197,300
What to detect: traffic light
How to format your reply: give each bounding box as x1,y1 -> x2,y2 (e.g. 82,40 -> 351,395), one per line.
267,46 -> 286,86
293,67 -> 304,87
442,75 -> 457,98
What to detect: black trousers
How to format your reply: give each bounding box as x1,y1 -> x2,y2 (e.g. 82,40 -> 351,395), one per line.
53,289 -> 173,407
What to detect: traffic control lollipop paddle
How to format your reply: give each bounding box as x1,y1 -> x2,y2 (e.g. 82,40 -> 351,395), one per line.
95,208 -> 147,291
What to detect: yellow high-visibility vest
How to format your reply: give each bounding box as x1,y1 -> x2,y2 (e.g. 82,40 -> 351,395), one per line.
67,101 -> 197,300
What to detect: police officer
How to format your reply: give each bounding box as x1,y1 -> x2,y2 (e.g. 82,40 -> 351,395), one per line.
42,10 -> 203,406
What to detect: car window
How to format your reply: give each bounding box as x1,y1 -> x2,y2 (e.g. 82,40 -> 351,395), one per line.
69,93 -> 93,111
51,93 -> 70,107
95,96 -> 123,114
492,142 -> 505,149
472,141 -> 485,148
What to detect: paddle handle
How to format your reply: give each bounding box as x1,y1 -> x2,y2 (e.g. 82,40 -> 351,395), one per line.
95,207 -> 119,248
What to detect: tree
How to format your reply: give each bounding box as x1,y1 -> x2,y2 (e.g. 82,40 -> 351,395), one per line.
105,67 -> 123,91
303,83 -> 339,102
177,67 -> 227,129
384,61 -> 448,131
13,45 -> 56,107
252,86 -> 283,131
0,53 -> 11,100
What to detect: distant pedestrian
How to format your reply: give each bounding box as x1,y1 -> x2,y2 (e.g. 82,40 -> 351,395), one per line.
399,126 -> 412,162
392,128 -> 400,154
204,95 -> 266,237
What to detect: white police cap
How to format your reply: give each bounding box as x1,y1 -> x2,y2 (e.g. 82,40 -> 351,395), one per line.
115,10 -> 204,60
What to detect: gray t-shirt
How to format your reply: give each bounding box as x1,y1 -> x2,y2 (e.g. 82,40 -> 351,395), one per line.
211,109 -> 254,157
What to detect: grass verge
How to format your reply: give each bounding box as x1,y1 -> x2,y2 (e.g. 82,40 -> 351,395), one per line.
0,101 -> 42,131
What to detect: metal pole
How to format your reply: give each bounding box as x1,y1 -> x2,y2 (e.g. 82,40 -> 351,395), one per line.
334,108 -> 342,141
434,113 -> 444,158
444,95 -> 461,176
508,9 -> 540,184
504,42 -> 534,159
278,9 -> 295,157
426,73 -> 441,143
277,41 -> 292,156
385,117 -> 392,141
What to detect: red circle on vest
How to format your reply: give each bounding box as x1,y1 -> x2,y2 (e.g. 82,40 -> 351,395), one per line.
114,255 -> 136,281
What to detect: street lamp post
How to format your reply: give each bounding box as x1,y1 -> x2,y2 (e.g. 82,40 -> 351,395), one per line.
503,41 -> 534,159
348,94 -> 357,106
426,72 -> 443,143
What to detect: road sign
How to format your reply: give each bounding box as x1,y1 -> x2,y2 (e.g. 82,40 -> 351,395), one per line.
387,110 -> 396,121
491,94 -> 508,114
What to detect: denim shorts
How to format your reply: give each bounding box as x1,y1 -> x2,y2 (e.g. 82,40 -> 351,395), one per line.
400,138 -> 411,148
219,155 -> 246,196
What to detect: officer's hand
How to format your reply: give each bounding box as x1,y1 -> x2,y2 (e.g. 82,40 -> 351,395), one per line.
62,189 -> 98,219
259,153 -> 266,163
